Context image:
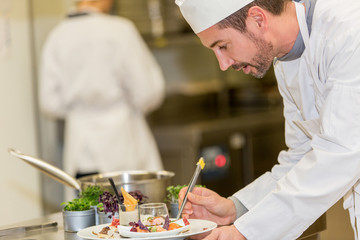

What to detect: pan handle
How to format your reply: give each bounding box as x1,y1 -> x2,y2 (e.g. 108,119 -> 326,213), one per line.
8,148 -> 81,191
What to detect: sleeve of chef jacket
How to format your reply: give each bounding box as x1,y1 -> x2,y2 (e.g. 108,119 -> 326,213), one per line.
231,30 -> 360,239
119,20 -> 165,115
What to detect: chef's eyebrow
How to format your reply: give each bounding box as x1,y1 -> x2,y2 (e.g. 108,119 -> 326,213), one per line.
210,40 -> 222,48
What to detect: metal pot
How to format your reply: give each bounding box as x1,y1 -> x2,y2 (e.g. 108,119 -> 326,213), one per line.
8,148 -> 174,203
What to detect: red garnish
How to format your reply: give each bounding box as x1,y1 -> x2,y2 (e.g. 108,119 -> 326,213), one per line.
110,217 -> 120,227
183,218 -> 190,226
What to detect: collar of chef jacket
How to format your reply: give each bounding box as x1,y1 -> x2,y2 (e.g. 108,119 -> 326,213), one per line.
278,0 -> 316,61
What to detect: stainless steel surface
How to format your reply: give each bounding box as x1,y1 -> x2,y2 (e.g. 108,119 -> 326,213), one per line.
0,222 -> 57,237
8,148 -> 175,203
79,171 -> 174,203
0,211 -> 325,239
176,162 -> 202,220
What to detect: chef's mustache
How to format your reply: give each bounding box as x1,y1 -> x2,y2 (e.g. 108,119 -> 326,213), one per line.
232,62 -> 253,71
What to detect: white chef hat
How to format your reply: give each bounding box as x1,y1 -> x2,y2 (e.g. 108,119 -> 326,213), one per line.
175,0 -> 255,33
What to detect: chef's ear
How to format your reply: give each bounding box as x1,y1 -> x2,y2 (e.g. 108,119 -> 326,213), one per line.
247,6 -> 268,32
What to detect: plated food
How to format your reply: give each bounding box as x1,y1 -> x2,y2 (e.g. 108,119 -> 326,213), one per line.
139,203 -> 169,226
118,217 -> 190,238
91,217 -> 120,239
91,217 -> 190,238
78,218 -> 217,240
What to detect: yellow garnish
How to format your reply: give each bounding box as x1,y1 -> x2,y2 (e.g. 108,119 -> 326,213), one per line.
197,157 -> 205,170
120,187 -> 138,211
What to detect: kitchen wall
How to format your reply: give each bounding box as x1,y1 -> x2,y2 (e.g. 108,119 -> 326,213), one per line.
0,0 -> 71,226
0,0 -> 40,226
31,0 -> 70,215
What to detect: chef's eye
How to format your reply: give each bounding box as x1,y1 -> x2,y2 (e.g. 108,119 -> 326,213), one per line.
219,44 -> 227,50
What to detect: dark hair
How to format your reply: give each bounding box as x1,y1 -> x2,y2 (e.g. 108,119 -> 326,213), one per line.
218,0 -> 291,32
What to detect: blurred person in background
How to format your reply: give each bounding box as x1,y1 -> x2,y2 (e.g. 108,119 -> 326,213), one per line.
39,0 -> 165,199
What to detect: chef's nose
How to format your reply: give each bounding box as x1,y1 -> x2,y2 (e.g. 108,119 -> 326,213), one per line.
215,53 -> 234,71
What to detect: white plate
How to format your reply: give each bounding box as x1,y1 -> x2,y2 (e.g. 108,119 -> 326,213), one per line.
77,219 -> 217,240
118,219 -> 189,238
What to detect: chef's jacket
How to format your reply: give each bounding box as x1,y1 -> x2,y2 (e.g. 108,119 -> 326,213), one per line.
39,13 -> 165,181
232,0 -> 360,239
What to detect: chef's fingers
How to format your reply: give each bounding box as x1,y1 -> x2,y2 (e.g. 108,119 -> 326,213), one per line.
187,192 -> 209,206
201,228 -> 221,240
203,226 -> 246,240
178,187 -> 189,202
188,231 -> 211,239
181,211 -> 191,219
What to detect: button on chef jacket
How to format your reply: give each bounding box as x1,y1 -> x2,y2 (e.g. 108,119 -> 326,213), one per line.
231,0 -> 360,239
39,11 -> 165,192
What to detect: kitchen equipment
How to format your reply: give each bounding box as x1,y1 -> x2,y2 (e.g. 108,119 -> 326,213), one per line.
153,107 -> 287,197
108,177 -> 121,203
8,148 -> 174,203
176,158 -> 205,220
0,222 -> 57,237
115,0 -> 188,37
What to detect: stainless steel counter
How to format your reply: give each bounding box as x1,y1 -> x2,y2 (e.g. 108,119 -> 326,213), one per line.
0,212 -> 325,240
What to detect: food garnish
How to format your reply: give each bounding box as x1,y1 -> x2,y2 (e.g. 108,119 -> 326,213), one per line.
110,217 -> 120,227
92,216 -> 190,238
168,222 -> 182,230
92,223 -> 118,239
129,216 -> 186,233
197,157 -> 205,170
120,187 -> 138,211
99,226 -> 111,235
162,215 -> 170,229
80,185 -> 104,206
119,190 -> 148,205
183,217 -> 190,226
97,191 -> 119,218
129,220 -> 150,232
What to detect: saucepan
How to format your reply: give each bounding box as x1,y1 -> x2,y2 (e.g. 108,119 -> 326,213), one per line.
8,148 -> 174,203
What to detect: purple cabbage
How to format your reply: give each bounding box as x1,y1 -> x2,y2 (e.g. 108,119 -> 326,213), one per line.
129,220 -> 149,232
98,191 -> 119,218
163,215 -> 170,230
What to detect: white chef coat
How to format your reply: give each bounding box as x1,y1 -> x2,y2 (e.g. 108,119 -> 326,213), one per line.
39,13 -> 165,181
232,0 -> 360,239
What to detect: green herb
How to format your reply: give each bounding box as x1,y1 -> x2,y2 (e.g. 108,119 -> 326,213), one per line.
79,185 -> 104,206
61,198 -> 92,211
166,184 -> 205,203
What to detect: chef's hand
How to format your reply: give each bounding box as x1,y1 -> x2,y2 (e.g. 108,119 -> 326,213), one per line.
191,225 -> 246,240
178,187 -> 236,226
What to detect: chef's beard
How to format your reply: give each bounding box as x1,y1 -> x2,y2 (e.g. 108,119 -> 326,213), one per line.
232,31 -> 274,79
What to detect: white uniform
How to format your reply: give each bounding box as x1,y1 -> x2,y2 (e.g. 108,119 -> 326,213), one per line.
39,13 -> 165,181
233,0 -> 360,239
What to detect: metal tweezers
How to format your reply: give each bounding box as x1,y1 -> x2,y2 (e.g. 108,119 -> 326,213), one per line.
176,159 -> 204,220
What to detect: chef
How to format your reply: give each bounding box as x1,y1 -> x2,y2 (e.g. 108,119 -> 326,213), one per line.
39,0 -> 165,199
176,0 -> 360,239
